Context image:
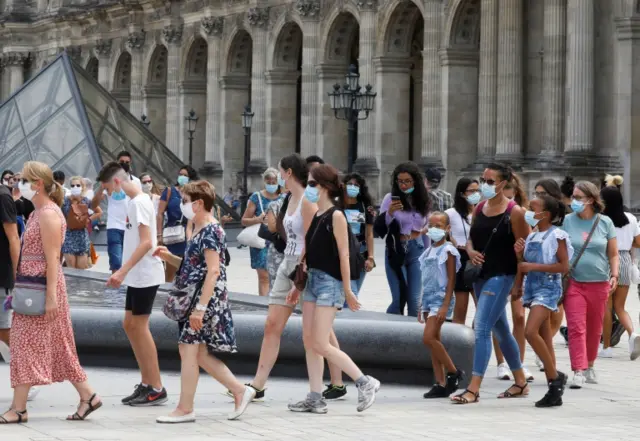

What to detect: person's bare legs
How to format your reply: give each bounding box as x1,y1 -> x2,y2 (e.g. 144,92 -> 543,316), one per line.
197,345 -> 246,409
0,328 -> 9,346
453,291 -> 470,325
511,300 -> 526,363
549,305 -> 564,336
122,312 -> 162,389
602,296 -> 613,348
75,255 -> 88,270
302,302 -> 325,394
69,380 -> 101,419
166,344 -> 199,416
1,384 -> 29,422
257,269 -> 270,297
65,254 -> 77,269
252,304 -> 293,390
612,286 -> 634,336
525,307 -> 558,380
327,329 -> 344,387
540,315 -> 556,367
424,318 -> 456,385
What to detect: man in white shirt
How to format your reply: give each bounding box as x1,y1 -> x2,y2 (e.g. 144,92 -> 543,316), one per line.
91,151 -> 141,274
97,160 -> 167,407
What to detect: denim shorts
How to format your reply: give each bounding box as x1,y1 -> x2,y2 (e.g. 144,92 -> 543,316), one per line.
107,228 -> 125,271
421,291 -> 455,318
522,273 -> 562,312
303,269 -> 345,309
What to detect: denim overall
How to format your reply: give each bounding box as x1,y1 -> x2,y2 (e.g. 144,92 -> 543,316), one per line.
420,245 -> 455,317
523,227 -> 563,311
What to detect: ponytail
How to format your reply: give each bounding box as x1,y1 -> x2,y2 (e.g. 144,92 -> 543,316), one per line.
49,181 -> 65,207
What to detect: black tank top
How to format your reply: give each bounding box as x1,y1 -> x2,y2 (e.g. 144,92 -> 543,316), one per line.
469,203 -> 517,278
305,208 -> 343,281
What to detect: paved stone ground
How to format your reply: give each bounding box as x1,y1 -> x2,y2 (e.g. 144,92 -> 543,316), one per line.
2,239 -> 639,440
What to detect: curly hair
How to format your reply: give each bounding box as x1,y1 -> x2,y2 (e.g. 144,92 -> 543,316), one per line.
391,162 -> 429,216
342,172 -> 373,208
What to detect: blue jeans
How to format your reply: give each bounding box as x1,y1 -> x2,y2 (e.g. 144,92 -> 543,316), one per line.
472,275 -> 522,377
385,238 -> 424,317
107,228 -> 124,271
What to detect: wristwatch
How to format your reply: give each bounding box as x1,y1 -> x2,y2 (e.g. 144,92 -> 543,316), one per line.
195,303 -> 207,312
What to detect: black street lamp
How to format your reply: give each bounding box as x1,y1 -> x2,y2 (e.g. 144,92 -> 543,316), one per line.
327,64 -> 377,172
185,109 -> 198,165
140,114 -> 151,129
241,104 -> 254,214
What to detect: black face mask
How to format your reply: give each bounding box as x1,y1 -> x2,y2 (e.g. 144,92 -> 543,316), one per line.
119,162 -> 131,173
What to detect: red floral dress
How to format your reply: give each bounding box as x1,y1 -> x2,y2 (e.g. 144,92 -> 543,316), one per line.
10,203 -> 87,387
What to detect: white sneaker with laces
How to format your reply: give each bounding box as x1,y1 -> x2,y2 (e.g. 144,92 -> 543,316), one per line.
629,333 -> 640,361
598,345 -> 613,358
0,341 -> 10,363
570,371 -> 585,389
585,367 -> 598,384
496,363 -> 511,380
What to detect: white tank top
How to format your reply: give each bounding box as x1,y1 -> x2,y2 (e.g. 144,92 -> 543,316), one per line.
283,196 -> 305,256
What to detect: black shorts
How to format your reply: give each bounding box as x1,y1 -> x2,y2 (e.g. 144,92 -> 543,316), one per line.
454,248 -> 473,293
125,285 -> 159,316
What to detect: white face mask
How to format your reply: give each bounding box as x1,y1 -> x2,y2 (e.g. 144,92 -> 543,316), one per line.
142,182 -> 153,193
70,186 -> 82,196
180,202 -> 196,220
2,180 -> 9,187
18,181 -> 37,201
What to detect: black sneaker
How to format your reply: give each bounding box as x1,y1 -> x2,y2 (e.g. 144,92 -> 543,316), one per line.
129,387 -> 168,407
121,384 -> 146,405
322,384 -> 347,400
423,384 -> 449,399
445,369 -> 464,395
611,319 -> 625,347
225,383 -> 265,401
535,391 -> 563,408
559,326 -> 569,344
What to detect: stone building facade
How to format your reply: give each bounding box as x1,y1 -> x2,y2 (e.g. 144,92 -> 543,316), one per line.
0,0 -> 637,205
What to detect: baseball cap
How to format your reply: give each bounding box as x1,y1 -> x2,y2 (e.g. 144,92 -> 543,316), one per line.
425,167 -> 442,184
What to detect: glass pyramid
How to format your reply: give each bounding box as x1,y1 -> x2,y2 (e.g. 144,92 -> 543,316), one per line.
0,52 -> 184,187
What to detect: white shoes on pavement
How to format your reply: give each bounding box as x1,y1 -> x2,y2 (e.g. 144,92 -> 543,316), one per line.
598,344 -> 613,358
27,387 -> 40,402
570,371 -> 586,389
497,363 -> 511,380
629,333 -> 640,361
157,411 -> 196,424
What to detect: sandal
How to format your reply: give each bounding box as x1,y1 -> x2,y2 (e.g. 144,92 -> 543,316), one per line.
67,393 -> 102,421
451,389 -> 480,404
498,383 -> 529,399
0,408 -> 28,424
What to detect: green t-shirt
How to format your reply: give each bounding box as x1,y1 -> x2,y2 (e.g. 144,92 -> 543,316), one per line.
561,213 -> 616,282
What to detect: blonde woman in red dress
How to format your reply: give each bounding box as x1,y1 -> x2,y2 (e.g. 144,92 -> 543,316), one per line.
0,162 -> 101,424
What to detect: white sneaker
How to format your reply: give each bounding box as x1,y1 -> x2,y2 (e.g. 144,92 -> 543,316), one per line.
496,363 -> 512,380
157,411 -> 196,424
598,345 -> 613,358
570,371 -> 586,389
629,333 -> 640,361
534,355 -> 544,371
0,341 -> 10,363
27,386 -> 40,401
228,385 -> 256,420
585,367 -> 598,384
523,367 -> 534,382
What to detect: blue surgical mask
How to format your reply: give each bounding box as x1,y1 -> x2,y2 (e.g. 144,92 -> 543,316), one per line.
177,175 -> 189,186
305,185 -> 319,203
427,227 -> 446,243
466,192 -> 481,205
112,189 -> 126,201
403,187 -> 415,195
481,182 -> 497,200
265,184 -> 278,194
524,210 -> 541,227
346,184 -> 360,198
278,174 -> 286,188
571,199 -> 585,213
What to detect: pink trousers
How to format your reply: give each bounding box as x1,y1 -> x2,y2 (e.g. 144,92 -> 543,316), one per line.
564,280 -> 609,371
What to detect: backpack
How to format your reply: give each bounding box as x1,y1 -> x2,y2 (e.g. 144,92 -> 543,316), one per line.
67,199 -> 89,231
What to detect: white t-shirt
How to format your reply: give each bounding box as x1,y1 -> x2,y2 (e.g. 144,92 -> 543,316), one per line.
445,208 -> 471,248
122,193 -> 165,288
615,212 -> 640,251
105,174 -> 142,231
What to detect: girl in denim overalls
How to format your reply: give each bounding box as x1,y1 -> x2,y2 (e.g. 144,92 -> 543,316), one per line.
418,212 -> 464,398
513,195 -> 573,408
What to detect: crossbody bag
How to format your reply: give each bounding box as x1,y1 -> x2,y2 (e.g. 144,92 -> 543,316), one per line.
162,186 -> 186,245
560,214 -> 601,300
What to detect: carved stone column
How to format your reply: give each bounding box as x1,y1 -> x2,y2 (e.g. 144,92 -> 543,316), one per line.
564,0 -> 594,154
201,17 -> 224,177
495,0 -> 524,159
296,0 -> 321,158
163,24 -> 184,159
355,0 -> 378,174
541,0 -> 566,156
94,39 -> 112,90
2,52 -> 29,96
420,0 -> 444,169
247,7 -> 269,171
477,0 -> 498,160
266,70 -> 300,166
127,30 -> 146,123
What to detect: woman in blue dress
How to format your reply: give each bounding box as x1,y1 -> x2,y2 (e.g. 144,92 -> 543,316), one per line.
241,167 -> 282,296
62,176 -> 102,269
157,166 -> 198,282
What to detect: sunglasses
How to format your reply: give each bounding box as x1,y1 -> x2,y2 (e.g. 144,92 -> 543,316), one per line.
479,178 -> 498,186
70,184 -> 82,188
533,191 -> 547,198
307,180 -> 318,187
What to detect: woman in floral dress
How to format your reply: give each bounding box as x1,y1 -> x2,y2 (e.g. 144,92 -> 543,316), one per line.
0,162 -> 101,425
154,180 -> 255,424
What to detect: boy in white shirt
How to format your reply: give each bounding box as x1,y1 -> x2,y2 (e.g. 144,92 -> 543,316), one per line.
98,161 -> 167,407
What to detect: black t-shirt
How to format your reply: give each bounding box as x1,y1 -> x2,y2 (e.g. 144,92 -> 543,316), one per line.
0,185 -> 17,290
469,203 -> 517,278
15,196 -> 34,220
344,200 -> 373,246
